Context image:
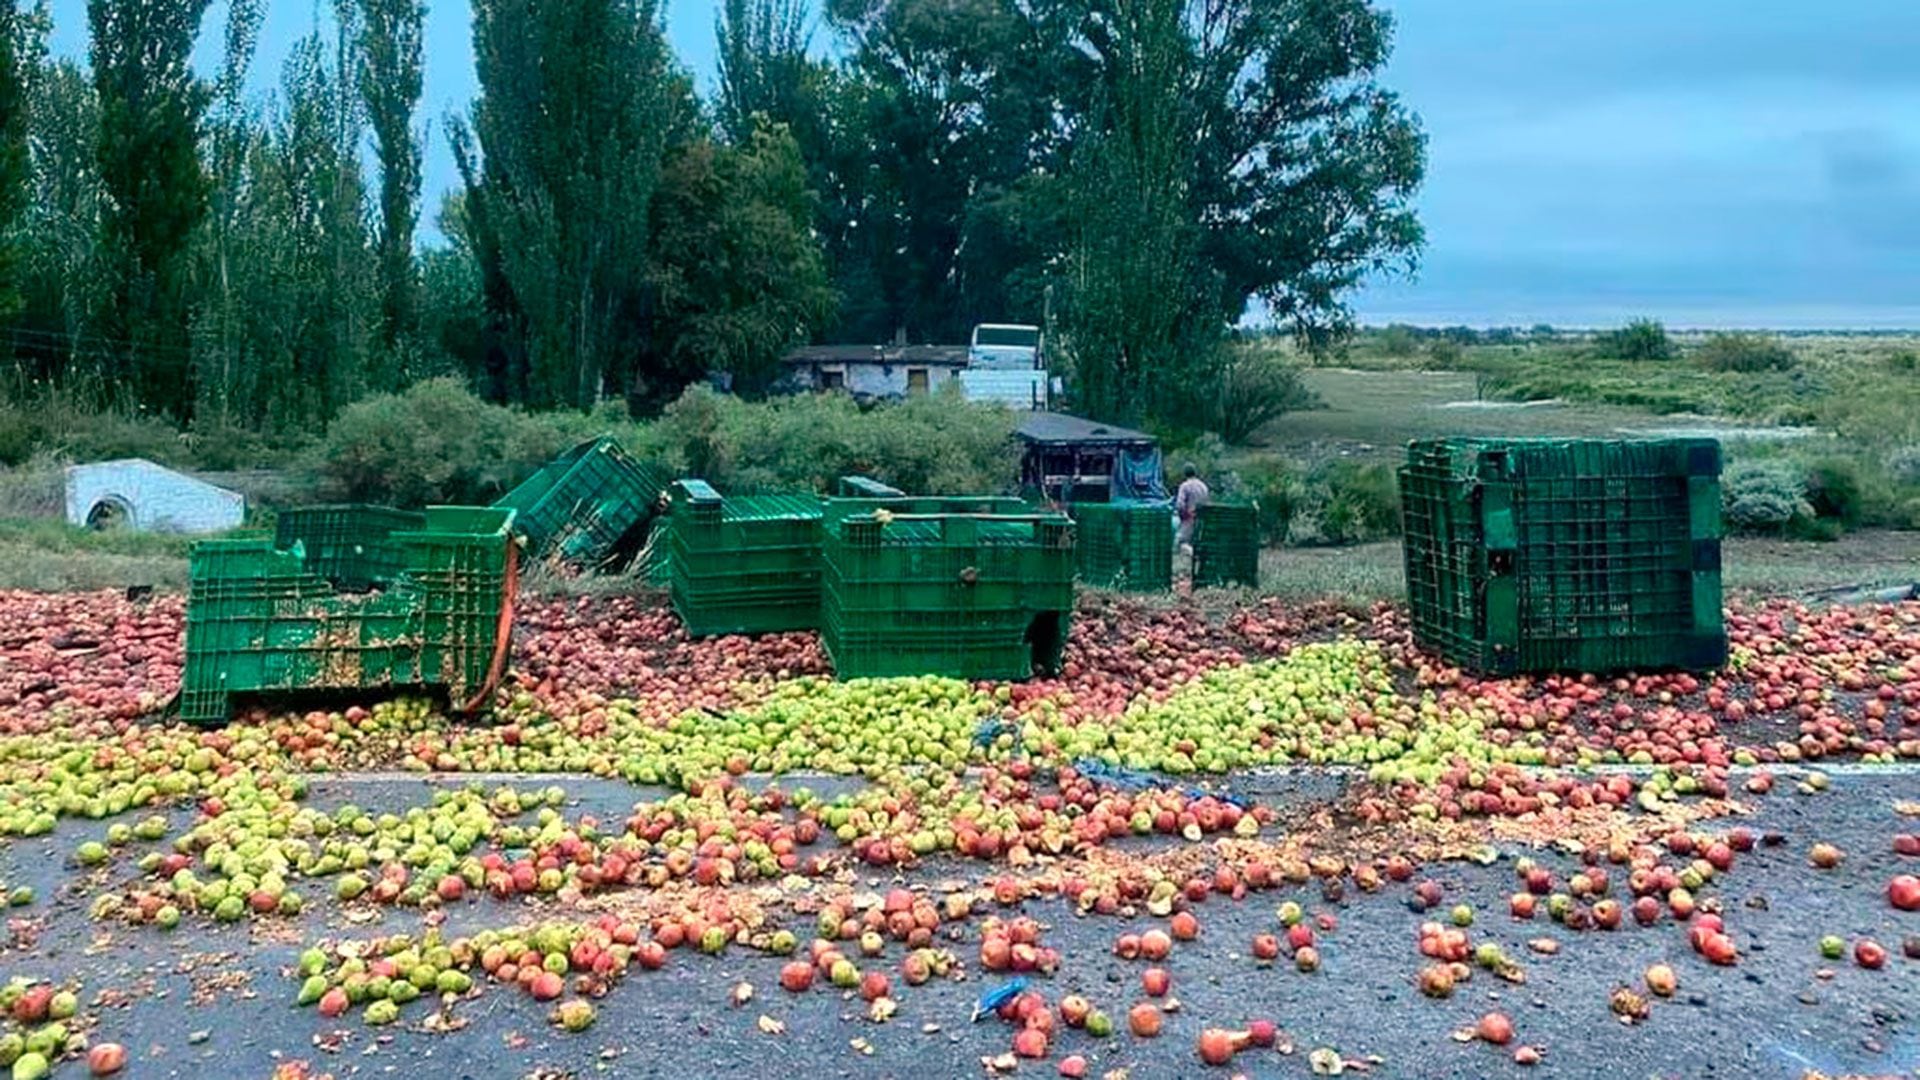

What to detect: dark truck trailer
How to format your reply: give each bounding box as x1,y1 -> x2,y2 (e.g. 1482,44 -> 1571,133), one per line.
1015,412 -> 1167,506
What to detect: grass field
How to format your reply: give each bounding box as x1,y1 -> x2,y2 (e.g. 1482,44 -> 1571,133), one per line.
1265,367 -> 1821,465
1250,531 -> 1920,607
1321,331 -> 1920,455
0,518 -> 191,591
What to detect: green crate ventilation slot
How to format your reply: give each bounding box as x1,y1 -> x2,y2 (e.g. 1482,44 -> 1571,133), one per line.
1399,437 -> 1726,676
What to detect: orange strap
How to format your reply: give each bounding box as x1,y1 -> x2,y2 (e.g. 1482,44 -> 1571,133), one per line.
460,538 -> 518,714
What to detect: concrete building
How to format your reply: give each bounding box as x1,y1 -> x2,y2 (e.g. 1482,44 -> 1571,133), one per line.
780,344 -> 971,401
64,459 -> 246,534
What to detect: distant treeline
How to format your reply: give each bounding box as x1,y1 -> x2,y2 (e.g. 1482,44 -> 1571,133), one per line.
0,0 -> 1426,438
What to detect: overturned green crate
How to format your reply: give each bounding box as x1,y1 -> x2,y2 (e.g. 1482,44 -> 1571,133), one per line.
821,511 -> 1075,680
179,507 -> 517,725
1191,502 -> 1259,589
669,481 -> 824,636
494,436 -> 670,568
1072,501 -> 1173,591
1398,437 -> 1725,676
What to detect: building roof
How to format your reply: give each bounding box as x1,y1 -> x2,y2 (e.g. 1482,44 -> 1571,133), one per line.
1013,412 -> 1157,446
784,344 -> 970,366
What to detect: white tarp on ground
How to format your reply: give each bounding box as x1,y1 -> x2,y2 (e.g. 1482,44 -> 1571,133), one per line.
64,459 -> 245,534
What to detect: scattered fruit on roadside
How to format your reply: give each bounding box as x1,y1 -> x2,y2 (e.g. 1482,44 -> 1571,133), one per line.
86,1043 -> 127,1076
1476,1012 -> 1514,1045
1644,964 -> 1677,997
1197,1028 -> 1237,1066
1854,939 -> 1887,970
1128,1003 -> 1163,1038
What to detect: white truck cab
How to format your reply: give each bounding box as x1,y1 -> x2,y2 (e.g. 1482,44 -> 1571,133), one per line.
962,324 -> 1051,409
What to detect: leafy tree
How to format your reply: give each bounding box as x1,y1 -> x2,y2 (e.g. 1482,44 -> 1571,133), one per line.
0,0 -> 29,323
193,24 -> 377,429
1595,318 -> 1674,362
355,0 -> 425,357
715,0 -> 813,145
87,0 -> 213,419
1056,0 -> 1424,426
192,0 -> 261,426
262,28 -> 378,421
1061,0 -> 1211,424
1177,0 -> 1424,349
821,0 -> 1077,343
643,120 -> 835,398
12,44 -> 103,390
457,0 -> 675,409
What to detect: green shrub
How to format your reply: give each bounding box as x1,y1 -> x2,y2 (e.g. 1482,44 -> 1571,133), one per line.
1722,459 -> 1808,533
1317,460 -> 1400,544
313,378 -> 587,506
1889,445 -> 1920,486
1426,339 -> 1464,366
1887,349 -> 1919,374
1376,324 -> 1420,357
0,395 -> 190,468
1230,456 -> 1299,545
642,384 -> 1019,496
1286,459 -> 1400,546
1594,319 -> 1674,362
1160,346 -> 1317,446
1802,457 -> 1865,527
1694,332 -> 1795,373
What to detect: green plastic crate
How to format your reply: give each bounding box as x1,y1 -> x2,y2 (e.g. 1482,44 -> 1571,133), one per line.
179,506 -> 516,725
834,475 -> 906,498
821,511 -> 1075,680
494,436 -> 670,568
668,482 -> 824,636
1072,502 -> 1173,591
1192,502 -> 1259,588
1398,437 -> 1725,676
274,505 -> 427,590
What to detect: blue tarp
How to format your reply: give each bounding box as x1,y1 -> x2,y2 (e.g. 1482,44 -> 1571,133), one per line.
1113,445 -> 1170,502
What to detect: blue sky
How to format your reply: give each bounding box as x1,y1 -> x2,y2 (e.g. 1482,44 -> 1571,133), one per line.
44,0 -> 1920,329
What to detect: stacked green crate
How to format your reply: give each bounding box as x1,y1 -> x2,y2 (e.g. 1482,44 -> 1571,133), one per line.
1191,502 -> 1259,588
179,507 -> 516,725
669,481 -> 823,635
494,436 -> 670,568
1398,437 -> 1724,675
1072,502 -> 1173,591
274,505 -> 426,590
821,510 -> 1075,680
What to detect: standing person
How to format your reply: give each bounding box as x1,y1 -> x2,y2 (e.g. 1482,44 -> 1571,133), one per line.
1175,463 -> 1210,558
